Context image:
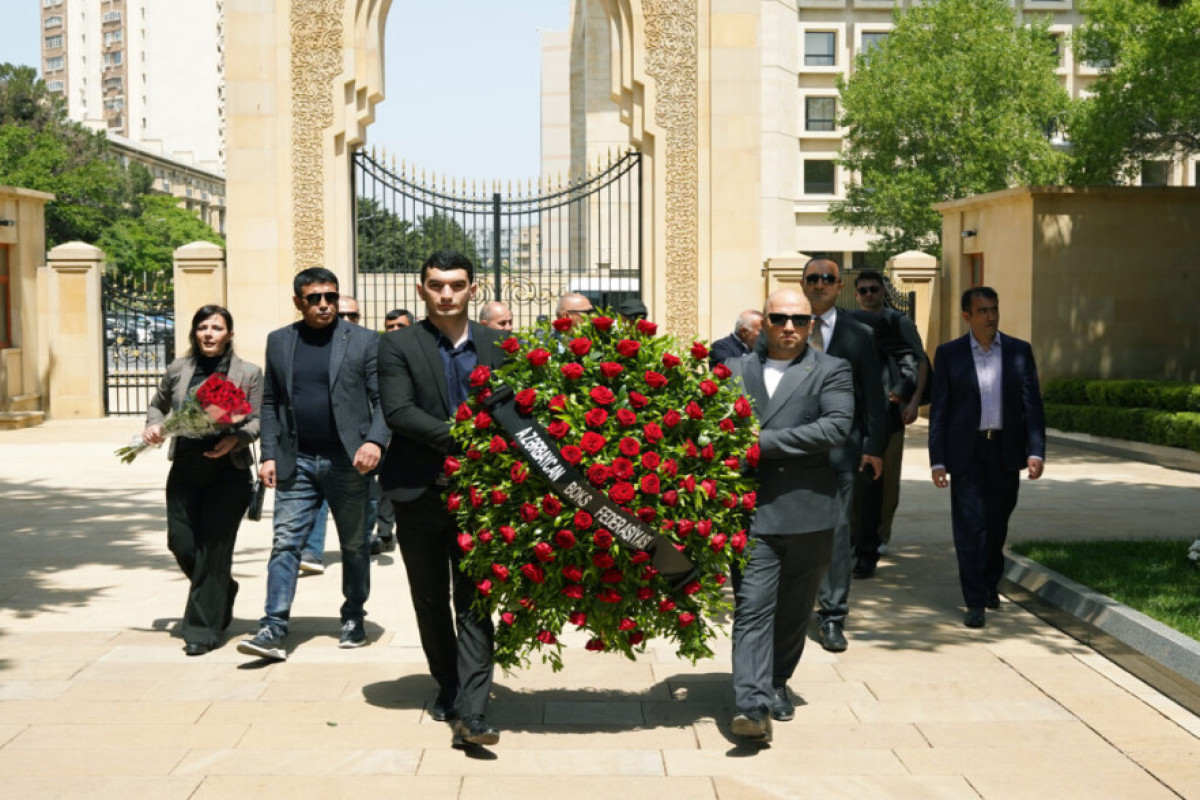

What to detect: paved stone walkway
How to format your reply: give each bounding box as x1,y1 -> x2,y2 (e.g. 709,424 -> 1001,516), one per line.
1,417 -> 1198,798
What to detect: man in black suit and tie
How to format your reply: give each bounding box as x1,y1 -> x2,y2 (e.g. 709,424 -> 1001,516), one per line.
239,268 -> 389,661
377,250 -> 507,748
726,288 -> 854,743
802,258 -> 889,655
708,309 -> 763,368
929,287 -> 1045,628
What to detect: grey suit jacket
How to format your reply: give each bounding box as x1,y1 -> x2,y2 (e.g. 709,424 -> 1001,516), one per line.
259,320 -> 390,482
145,352 -> 263,470
727,344 -> 855,535
377,319 -> 507,502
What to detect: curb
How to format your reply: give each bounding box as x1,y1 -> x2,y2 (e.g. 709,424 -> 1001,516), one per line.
1002,551 -> 1200,716
1047,428 -> 1200,474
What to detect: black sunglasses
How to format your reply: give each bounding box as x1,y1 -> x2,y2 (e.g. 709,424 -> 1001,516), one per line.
856,285 -> 880,295
767,313 -> 813,328
303,291 -> 340,306
338,311 -> 360,321
804,273 -> 839,286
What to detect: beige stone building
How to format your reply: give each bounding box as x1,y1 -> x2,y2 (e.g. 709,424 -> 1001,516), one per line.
107,135 -> 227,234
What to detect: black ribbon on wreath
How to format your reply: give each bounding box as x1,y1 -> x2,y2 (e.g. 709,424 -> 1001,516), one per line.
483,385 -> 698,591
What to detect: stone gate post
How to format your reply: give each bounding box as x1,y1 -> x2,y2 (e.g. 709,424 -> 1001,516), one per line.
43,242 -> 105,418
172,241 -> 227,356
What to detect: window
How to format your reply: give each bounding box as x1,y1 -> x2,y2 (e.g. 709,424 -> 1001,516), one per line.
45,34 -> 63,49
861,32 -> 888,55
102,10 -> 122,23
47,80 -> 64,92
1141,161 -> 1169,186
44,15 -> 63,29
103,51 -> 123,67
104,97 -> 124,112
967,254 -> 984,287
804,160 -> 836,194
1049,34 -> 1063,67
43,0 -> 63,7
45,56 -> 63,72
104,29 -> 123,46
805,97 -> 836,132
103,76 -> 123,91
804,32 -> 836,67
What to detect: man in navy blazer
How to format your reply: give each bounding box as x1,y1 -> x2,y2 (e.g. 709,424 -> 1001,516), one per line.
238,267 -> 390,661
928,287 -> 1045,628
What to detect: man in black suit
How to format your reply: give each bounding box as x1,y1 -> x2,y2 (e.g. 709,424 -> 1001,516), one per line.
929,287 -> 1045,628
377,250 -> 507,748
239,268 -> 389,661
726,288 -> 854,743
709,309 -> 763,368
803,258 -> 888,655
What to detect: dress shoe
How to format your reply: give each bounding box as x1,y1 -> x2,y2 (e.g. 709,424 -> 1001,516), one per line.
430,691 -> 457,722
964,608 -> 986,628
769,685 -> 795,722
818,620 -> 848,652
852,557 -> 876,579
986,590 -> 1001,610
731,705 -> 773,742
451,715 -> 500,747
183,642 -> 210,657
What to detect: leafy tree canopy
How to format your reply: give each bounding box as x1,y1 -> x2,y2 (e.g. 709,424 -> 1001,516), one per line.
1069,0 -> 1200,183
829,0 -> 1072,257
356,199 -> 481,273
97,194 -> 224,277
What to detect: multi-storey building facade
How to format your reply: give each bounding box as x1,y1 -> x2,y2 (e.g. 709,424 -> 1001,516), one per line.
39,0 -> 224,176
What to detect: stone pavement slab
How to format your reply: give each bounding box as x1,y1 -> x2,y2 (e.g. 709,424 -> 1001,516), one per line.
1,417 -> 1198,798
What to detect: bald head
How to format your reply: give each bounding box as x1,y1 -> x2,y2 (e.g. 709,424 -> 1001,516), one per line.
763,289 -> 814,360
555,292 -> 594,328
479,300 -> 513,331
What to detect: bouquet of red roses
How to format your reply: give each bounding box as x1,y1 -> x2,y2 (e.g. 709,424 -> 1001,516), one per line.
116,372 -> 253,463
447,312 -> 760,670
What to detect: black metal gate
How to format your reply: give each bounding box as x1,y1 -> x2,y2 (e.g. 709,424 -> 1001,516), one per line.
102,272 -> 174,415
352,149 -> 642,329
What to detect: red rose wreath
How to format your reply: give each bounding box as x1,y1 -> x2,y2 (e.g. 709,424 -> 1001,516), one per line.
446,312 -> 760,670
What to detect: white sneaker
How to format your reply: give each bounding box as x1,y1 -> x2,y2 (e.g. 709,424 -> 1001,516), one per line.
299,554 -> 325,575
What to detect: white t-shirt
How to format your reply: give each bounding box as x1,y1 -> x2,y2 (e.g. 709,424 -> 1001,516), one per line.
764,358 -> 792,398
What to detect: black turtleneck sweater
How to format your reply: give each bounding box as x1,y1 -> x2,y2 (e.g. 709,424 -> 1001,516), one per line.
293,321 -> 341,455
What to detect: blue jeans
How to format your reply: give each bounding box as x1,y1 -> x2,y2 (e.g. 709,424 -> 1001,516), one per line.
262,451 -> 371,633
301,477 -> 382,561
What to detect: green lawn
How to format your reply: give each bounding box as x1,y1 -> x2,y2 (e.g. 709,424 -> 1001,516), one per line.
1010,539 -> 1200,642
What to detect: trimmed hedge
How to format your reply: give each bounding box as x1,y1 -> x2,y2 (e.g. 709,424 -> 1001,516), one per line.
1043,379 -> 1200,412
1045,404 -> 1200,453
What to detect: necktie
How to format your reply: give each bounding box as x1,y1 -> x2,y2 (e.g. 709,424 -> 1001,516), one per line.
810,317 -> 825,352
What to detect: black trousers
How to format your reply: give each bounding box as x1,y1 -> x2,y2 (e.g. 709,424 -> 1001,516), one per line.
393,487 -> 495,717
949,437 -> 1020,609
165,450 -> 252,647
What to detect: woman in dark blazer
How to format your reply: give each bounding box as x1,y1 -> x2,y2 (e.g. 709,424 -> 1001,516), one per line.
142,305 -> 263,655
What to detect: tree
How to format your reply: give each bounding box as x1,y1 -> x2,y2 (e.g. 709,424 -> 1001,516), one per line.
355,197 -> 421,272
96,194 -> 224,277
829,0 -> 1072,257
1068,0 -> 1200,183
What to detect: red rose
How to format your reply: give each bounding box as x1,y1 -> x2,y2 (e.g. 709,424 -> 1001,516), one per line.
658,598 -> 677,613
619,617 -> 637,631
456,532 -> 474,552
719,418 -> 736,433
627,551 -> 649,565
713,362 -> 732,379
589,386 -> 616,406
560,445 -> 583,464
580,432 -> 607,454
629,631 -> 645,645
597,589 -> 622,604
469,365 -> 491,387
710,533 -> 729,552
662,489 -> 679,507
511,462 -> 529,483
591,315 -> 614,332
585,408 -> 609,428
685,401 -> 704,420
723,492 -> 738,509
447,492 -> 463,511
561,362 -> 585,380
734,396 -> 753,418
639,474 -> 661,495
476,579 -> 492,596
473,411 -> 493,429
682,474 -> 697,493
637,506 -> 657,522
601,568 -> 624,583
678,612 -> 696,627
618,437 -> 641,457
684,581 -> 701,595
641,452 -> 661,470
628,391 -> 649,408
663,410 -> 682,428
573,510 -> 593,530
715,573 -> 728,586
697,519 -> 713,538
519,563 -> 546,583
570,610 -> 588,626
542,495 -> 563,516
732,530 -> 748,553
593,529 -> 614,548
501,612 -> 516,625
520,503 -> 539,522
518,597 -> 535,609
562,564 -> 583,582
599,361 -> 624,378
527,348 -> 551,366
742,491 -> 757,510
593,553 -> 616,569
491,563 -> 510,581
722,456 -> 740,469
616,339 -> 641,358
677,519 -> 696,536
700,444 -> 715,461
478,529 -> 493,543
515,388 -> 536,412
554,529 -> 577,549
552,317 -> 573,332
685,440 -> 699,458
662,352 -> 682,369
562,584 -> 584,599
444,456 -> 461,476
534,542 -> 556,563
467,446 -> 481,459
616,408 -> 637,427
499,525 -> 517,544
537,630 -> 557,645
662,458 -> 678,477
644,370 -> 668,389
636,319 -> 658,335
612,457 -> 634,479
699,380 -> 719,397
609,482 -> 636,504
569,337 -> 593,356
469,486 -> 484,508
547,419 -> 571,439
455,403 -> 473,422
701,479 -> 718,499
585,638 -> 605,651
586,463 -> 611,485
643,423 -> 664,443
549,394 -> 568,411
489,435 -> 508,454
490,489 -> 508,504
643,565 -> 660,580
691,342 -> 709,359
501,337 -> 521,354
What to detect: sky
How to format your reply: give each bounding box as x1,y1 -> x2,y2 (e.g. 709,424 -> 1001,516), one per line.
0,0 -> 569,184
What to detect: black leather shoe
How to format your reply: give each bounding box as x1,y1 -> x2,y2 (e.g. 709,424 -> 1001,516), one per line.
731,705 -> 772,742
769,685 -> 795,722
964,608 -> 986,628
818,620 -> 848,652
183,642 -> 210,657
852,557 -> 876,579
452,715 -> 500,747
430,691 -> 457,722
986,590 -> 1000,610
377,535 -> 396,553
369,536 -> 383,556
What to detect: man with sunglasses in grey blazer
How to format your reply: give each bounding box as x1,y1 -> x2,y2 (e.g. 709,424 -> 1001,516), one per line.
726,288 -> 854,743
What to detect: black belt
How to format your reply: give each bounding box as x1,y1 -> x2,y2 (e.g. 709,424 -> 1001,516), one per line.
978,429 -> 1002,440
